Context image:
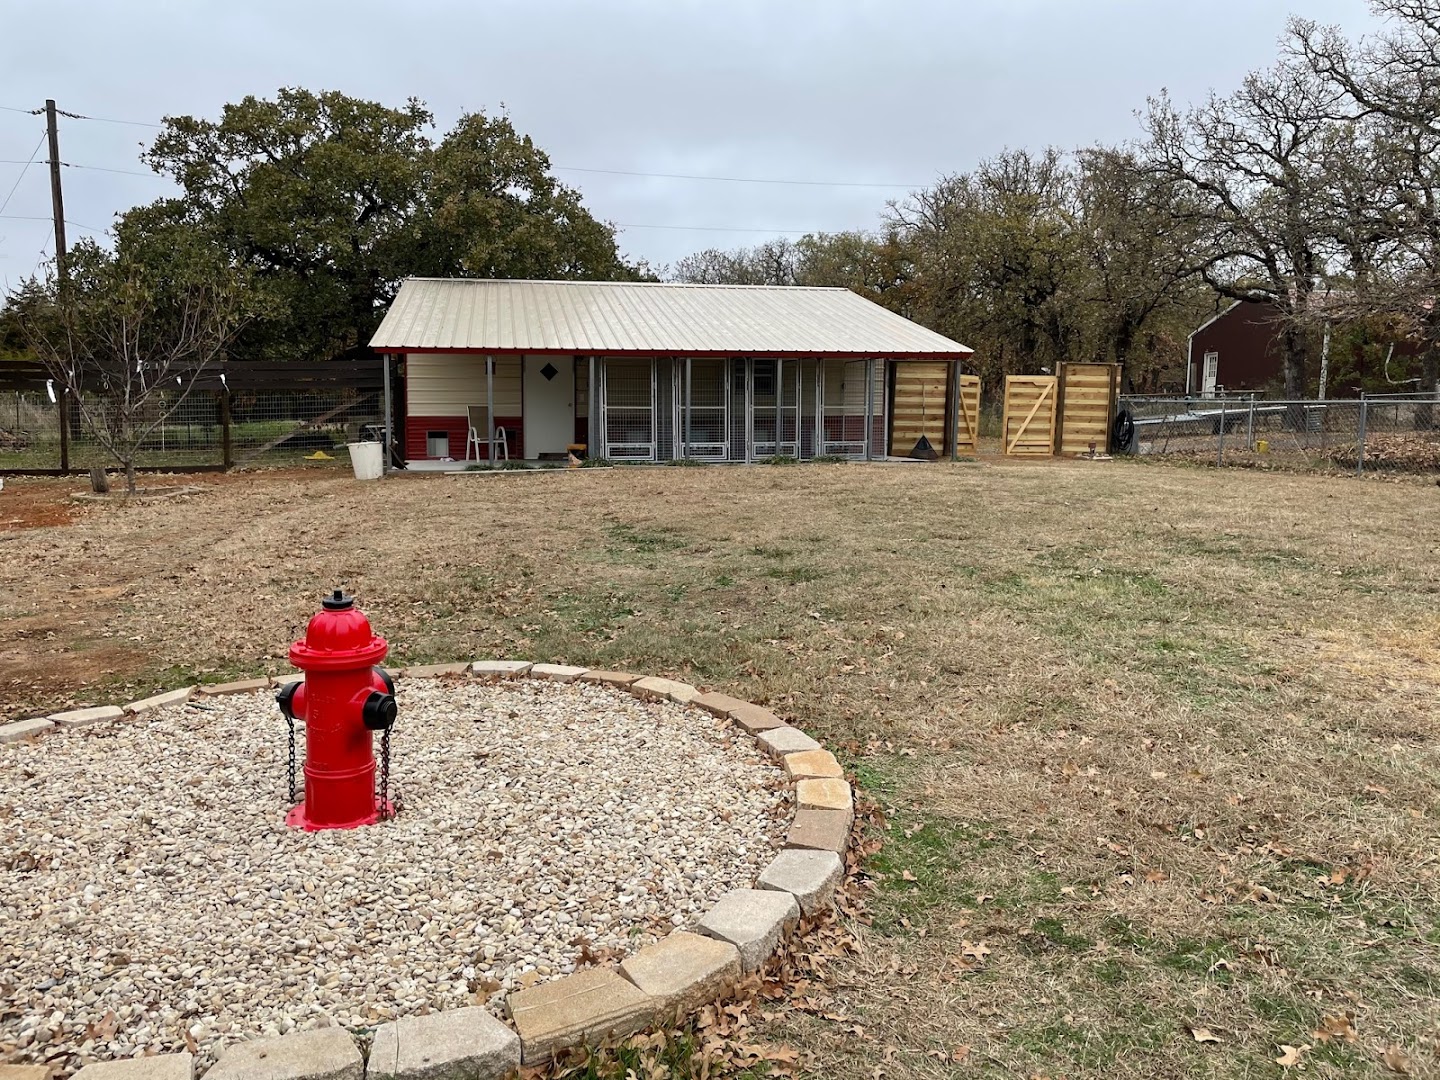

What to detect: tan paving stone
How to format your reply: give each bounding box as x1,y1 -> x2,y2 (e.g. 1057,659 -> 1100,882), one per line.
579,670 -> 641,687
398,662 -> 471,678
619,931 -> 741,1016
630,676 -> 700,705
47,705 -> 124,730
727,702 -> 786,733
796,777 -> 853,812
197,677 -> 273,696
204,1028 -> 361,1080
0,718 -> 55,743
508,966 -> 656,1064
786,808 -> 852,853
781,749 -> 844,779
123,686 -> 195,714
528,663 -> 589,682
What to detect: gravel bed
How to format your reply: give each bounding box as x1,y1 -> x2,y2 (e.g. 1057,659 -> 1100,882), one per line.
0,678 -> 788,1075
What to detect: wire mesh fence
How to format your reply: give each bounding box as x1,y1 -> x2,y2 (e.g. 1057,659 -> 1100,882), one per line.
1118,393 -> 1440,474
0,387 -> 384,473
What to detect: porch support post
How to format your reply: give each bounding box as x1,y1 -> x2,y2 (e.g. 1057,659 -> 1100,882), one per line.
864,358 -> 875,462
949,357 -> 961,462
744,358 -> 754,463
684,356 -> 693,459
485,355 -> 495,460
382,353 -> 392,473
588,355 -> 598,458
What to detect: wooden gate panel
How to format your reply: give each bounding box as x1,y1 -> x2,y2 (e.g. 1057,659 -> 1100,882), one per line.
1056,362 -> 1120,456
1002,375 -> 1057,457
954,374 -> 980,455
890,361 -> 950,456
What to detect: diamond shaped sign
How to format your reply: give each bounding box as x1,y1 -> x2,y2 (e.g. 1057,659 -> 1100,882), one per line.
540,362 -> 559,381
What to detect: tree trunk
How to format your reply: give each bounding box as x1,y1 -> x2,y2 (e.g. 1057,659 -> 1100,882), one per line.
1280,322 -> 1310,430
1419,347 -> 1440,431
124,459 -> 137,495
89,467 -> 109,494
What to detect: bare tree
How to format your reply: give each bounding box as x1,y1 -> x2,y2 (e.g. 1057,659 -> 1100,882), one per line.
1141,60 -> 1348,401
10,238 -> 249,493
1069,147 -> 1211,388
1291,2 -> 1440,403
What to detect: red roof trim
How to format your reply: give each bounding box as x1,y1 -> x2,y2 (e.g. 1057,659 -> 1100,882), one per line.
381,347 -> 973,359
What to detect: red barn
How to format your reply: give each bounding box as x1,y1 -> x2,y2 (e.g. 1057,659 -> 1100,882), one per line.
1186,300 -> 1425,398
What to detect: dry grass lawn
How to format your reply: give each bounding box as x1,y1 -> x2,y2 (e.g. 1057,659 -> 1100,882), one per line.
2,459 -> 1438,1078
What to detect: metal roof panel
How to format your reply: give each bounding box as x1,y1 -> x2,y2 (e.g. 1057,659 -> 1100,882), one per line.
370,278 -> 973,357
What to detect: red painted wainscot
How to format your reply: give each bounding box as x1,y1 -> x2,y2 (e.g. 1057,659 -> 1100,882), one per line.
405,416 -> 524,462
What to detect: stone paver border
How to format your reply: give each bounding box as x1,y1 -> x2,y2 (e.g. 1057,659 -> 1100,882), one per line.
1,660 -> 857,1080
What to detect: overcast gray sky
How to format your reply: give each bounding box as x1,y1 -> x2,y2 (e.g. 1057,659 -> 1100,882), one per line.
0,0 -> 1378,289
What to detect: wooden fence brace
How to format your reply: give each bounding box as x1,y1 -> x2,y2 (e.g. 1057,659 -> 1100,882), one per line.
949,359 -> 961,461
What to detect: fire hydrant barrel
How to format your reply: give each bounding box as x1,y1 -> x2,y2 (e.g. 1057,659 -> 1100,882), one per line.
278,590 -> 395,831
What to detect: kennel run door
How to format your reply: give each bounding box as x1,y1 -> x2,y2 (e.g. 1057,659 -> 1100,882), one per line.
600,358 -> 657,460
750,359 -> 802,457
679,358 -> 730,459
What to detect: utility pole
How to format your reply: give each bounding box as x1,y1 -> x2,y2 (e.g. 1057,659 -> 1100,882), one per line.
44,100 -> 67,291
45,99 -> 72,471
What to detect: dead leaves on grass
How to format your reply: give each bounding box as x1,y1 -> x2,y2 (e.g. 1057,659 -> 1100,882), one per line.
1312,1013 -> 1358,1045
1381,1045 -> 1415,1074
1276,1043 -> 1311,1067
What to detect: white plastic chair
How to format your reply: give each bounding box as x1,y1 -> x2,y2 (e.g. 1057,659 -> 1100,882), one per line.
466,406 -> 508,462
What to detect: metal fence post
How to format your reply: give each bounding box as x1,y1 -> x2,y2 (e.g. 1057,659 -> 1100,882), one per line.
1217,399 -> 1226,466
1246,395 -> 1255,451
1357,396 -> 1368,476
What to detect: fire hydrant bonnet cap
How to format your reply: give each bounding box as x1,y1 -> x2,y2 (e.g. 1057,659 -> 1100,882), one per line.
290,590 -> 388,669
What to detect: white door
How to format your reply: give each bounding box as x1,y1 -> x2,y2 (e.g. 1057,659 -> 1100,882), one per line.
1202,351 -> 1219,397
523,357 -> 576,457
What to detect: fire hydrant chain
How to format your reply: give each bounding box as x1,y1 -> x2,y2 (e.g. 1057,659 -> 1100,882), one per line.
379,725 -> 393,820
287,715 -> 298,805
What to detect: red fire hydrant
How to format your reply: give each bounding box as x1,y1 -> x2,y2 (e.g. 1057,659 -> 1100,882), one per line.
275,590 -> 397,830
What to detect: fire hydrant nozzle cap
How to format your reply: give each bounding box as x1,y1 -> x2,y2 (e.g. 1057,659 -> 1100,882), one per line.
322,589 -> 354,611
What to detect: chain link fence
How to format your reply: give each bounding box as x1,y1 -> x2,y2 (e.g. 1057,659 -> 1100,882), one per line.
0,387 -> 383,473
1118,392 -> 1440,474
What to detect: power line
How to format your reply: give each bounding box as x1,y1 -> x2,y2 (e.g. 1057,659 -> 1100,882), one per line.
2,102 -> 161,127
557,164 -> 920,189
0,132 -> 46,218
0,213 -> 107,233
0,159 -> 161,178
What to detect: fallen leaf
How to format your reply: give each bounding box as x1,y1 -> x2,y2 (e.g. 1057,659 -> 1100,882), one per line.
1313,1013 -> 1357,1044
1276,1043 -> 1310,1067
960,940 -> 991,962
1381,1046 -> 1412,1074
950,1045 -> 972,1063
901,870 -> 917,882
1189,1026 -> 1221,1044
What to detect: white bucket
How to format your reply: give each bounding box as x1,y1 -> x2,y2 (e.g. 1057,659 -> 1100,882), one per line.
347,441 -> 384,481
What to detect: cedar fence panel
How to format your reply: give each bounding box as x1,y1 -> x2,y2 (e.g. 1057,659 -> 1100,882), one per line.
890,360 -> 951,456
1056,362 -> 1120,455
1002,375 -> 1058,457
955,374 -> 980,455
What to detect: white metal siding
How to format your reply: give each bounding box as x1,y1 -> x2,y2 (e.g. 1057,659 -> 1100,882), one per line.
407,354 -> 521,415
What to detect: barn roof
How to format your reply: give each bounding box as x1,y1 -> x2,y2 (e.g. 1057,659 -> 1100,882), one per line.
370,278 -> 973,358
